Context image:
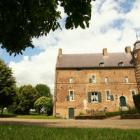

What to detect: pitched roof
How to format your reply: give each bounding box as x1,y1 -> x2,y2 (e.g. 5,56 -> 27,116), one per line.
56,53 -> 134,69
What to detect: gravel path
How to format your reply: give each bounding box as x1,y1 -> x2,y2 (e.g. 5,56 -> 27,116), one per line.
0,118 -> 140,129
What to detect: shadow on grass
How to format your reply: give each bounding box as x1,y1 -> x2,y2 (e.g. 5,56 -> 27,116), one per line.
0,114 -> 17,118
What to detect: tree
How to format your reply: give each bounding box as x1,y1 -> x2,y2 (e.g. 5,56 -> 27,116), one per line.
0,59 -> 16,114
14,85 -> 39,114
34,96 -> 53,115
0,0 -> 94,55
133,94 -> 140,112
35,84 -> 52,97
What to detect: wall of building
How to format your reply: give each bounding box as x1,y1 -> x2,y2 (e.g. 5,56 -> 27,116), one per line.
134,49 -> 140,91
55,68 -> 138,118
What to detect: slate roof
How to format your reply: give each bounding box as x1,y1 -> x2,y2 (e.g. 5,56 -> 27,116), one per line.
56,52 -> 134,69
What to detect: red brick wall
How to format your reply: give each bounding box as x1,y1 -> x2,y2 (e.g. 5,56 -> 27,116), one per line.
54,68 -> 138,118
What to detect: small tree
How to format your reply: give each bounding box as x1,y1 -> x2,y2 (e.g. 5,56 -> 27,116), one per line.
0,59 -> 16,114
133,94 -> 140,112
14,85 -> 39,114
34,96 -> 53,115
35,84 -> 52,97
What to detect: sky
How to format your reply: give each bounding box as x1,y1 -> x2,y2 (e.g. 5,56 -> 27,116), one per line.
0,0 -> 140,93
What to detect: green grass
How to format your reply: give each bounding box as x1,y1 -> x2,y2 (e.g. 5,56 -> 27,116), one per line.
16,114 -> 56,119
0,125 -> 140,140
0,111 -> 57,119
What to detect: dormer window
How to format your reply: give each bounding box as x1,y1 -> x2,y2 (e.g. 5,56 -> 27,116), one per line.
69,77 -> 74,83
89,75 -> 96,83
118,61 -> 124,66
99,62 -> 104,67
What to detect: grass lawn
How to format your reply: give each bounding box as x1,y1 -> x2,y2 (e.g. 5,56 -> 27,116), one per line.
0,125 -> 140,140
16,114 -> 56,119
0,113 -> 57,119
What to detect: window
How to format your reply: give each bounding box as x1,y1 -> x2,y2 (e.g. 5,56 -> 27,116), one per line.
99,62 -> 104,67
91,92 -> 98,102
105,90 -> 114,101
105,77 -> 108,83
124,76 -> 129,83
69,90 -> 74,101
134,53 -> 137,58
89,75 -> 96,83
131,90 -> 136,97
69,77 -> 74,83
118,61 -> 124,66
88,92 -> 101,103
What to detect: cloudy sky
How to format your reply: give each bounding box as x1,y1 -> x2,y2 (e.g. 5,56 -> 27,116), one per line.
0,0 -> 140,92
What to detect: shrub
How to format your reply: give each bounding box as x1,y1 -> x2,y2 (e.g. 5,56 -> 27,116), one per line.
133,94 -> 140,112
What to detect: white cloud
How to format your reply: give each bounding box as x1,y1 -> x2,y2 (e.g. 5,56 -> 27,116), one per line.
9,0 -> 140,93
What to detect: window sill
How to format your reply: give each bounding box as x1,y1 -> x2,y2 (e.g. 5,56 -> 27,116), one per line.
90,102 -> 99,104
69,100 -> 75,102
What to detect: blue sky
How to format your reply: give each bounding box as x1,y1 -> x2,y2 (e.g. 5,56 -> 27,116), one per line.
0,0 -> 140,90
0,47 -> 43,64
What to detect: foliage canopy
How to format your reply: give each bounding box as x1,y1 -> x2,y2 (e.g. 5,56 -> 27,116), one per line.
14,85 -> 39,114
0,0 -> 94,54
35,84 -> 51,97
133,94 -> 140,112
0,59 -> 16,114
34,96 -> 53,115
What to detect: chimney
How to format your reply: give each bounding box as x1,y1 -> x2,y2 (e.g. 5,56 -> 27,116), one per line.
103,48 -> 108,56
58,48 -> 62,57
125,46 -> 131,53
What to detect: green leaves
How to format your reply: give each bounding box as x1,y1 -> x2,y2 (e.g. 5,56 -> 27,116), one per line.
0,0 -> 94,54
0,59 -> 16,113
34,96 -> 53,115
35,84 -> 52,97
14,85 -> 39,114
60,0 -> 92,29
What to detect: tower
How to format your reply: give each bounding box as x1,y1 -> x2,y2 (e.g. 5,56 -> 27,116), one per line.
133,40 -> 140,92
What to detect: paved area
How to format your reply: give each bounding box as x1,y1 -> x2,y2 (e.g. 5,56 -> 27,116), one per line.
0,117 -> 140,129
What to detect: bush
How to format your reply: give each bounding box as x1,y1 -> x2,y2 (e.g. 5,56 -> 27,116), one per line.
133,94 -> 140,112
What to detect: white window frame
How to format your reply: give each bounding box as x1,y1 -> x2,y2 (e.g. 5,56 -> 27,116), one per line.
124,76 -> 129,83
91,92 -> 99,103
69,77 -> 74,83
105,77 -> 108,84
105,90 -> 111,101
91,75 -> 96,84
69,90 -> 75,101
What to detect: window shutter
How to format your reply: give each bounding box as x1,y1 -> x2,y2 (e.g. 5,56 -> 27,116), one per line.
88,92 -> 91,103
66,95 -> 69,101
110,95 -> 114,101
89,78 -> 92,83
98,92 -> 102,102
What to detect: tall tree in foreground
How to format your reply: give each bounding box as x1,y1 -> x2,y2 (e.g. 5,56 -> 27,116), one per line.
0,0 -> 94,54
0,59 -> 16,114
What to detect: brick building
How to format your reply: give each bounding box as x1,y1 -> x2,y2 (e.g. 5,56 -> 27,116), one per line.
54,41 -> 140,119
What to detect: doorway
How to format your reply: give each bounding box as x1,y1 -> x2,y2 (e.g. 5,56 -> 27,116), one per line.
68,108 -> 74,119
120,96 -> 127,107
